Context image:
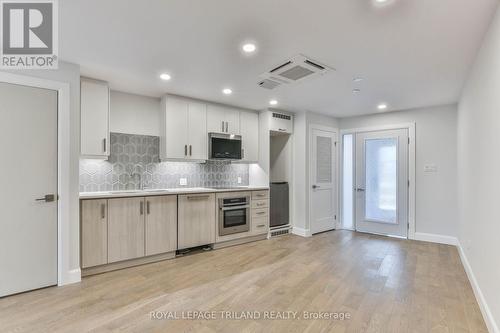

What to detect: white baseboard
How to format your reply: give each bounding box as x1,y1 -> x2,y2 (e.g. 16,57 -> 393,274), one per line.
59,268 -> 81,286
292,227 -> 312,237
413,232 -> 458,245
458,243 -> 499,333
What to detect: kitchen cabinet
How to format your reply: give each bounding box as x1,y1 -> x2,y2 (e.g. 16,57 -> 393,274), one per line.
81,199 -> 108,268
207,104 -> 240,134
80,78 -> 110,158
178,193 -> 216,249
251,190 -> 269,235
145,195 -> 177,256
107,197 -> 145,263
239,111 -> 259,162
160,96 -> 207,161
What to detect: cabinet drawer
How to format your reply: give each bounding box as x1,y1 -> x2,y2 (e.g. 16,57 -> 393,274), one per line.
252,190 -> 269,200
252,207 -> 269,219
251,199 -> 269,209
252,216 -> 269,235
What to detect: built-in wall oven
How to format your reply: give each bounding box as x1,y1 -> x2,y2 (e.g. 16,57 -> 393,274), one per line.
218,195 -> 250,236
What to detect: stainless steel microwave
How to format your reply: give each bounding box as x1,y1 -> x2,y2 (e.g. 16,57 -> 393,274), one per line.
208,133 -> 242,160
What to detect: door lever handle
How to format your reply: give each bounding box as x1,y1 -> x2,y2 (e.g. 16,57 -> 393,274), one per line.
312,185 -> 320,189
35,194 -> 57,202
356,188 -> 366,192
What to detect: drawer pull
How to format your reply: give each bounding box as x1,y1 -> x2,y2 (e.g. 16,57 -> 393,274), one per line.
187,195 -> 210,200
256,224 -> 266,228
256,211 -> 267,215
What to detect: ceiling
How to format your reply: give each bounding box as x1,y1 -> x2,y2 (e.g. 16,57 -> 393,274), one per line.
60,0 -> 498,117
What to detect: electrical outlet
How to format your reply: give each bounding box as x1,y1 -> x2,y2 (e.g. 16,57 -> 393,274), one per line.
179,178 -> 187,186
237,177 -> 242,184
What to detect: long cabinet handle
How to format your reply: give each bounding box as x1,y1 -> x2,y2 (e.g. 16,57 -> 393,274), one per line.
146,201 -> 150,215
225,122 -> 228,133
103,138 -> 107,153
184,144 -> 187,156
187,194 -> 210,199
189,145 -> 192,156
221,121 -> 224,132
140,201 -> 144,215
100,203 -> 106,219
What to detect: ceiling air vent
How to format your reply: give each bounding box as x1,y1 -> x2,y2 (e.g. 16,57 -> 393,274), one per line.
258,54 -> 334,89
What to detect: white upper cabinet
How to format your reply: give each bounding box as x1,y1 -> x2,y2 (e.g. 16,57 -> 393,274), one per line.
207,104 -> 240,134
160,95 -> 207,161
187,101 -> 207,160
240,111 -> 259,162
80,78 -> 110,158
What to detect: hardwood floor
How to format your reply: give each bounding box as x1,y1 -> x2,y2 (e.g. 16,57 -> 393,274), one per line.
0,231 -> 487,333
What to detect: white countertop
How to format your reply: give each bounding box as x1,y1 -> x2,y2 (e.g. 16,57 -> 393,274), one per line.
80,186 -> 269,199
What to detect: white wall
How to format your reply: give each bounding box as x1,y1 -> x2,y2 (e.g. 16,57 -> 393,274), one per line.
340,105 -> 458,238
457,4 -> 500,332
270,134 -> 292,182
110,91 -> 160,136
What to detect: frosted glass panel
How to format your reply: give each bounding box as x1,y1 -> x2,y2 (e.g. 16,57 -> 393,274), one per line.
316,136 -> 332,182
342,134 -> 354,229
365,138 -> 397,224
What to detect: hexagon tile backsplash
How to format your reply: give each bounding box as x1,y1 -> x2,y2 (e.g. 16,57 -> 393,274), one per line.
79,132 -> 249,192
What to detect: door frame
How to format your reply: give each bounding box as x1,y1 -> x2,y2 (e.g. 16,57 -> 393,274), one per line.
308,124 -> 339,234
0,71 -> 74,286
340,123 -> 416,240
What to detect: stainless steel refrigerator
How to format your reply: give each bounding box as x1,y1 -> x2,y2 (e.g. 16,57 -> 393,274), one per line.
270,182 -> 289,227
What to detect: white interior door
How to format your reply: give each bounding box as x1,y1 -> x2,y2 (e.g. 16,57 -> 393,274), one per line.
0,82 -> 58,297
355,129 -> 408,237
310,128 -> 337,234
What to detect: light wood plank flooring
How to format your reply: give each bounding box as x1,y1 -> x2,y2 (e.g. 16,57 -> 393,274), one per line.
0,231 -> 487,332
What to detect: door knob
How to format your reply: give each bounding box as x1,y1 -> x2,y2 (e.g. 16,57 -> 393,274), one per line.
35,194 -> 57,202
312,185 -> 320,189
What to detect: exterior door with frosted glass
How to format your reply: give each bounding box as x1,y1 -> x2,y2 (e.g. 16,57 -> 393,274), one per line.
310,128 -> 337,234
355,129 -> 408,237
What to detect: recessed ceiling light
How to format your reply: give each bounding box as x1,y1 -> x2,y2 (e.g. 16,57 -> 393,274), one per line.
242,43 -> 256,53
353,77 -> 364,82
222,88 -> 232,95
375,0 -> 388,3
377,103 -> 388,110
353,89 -> 361,93
269,99 -> 278,106
160,73 -> 171,81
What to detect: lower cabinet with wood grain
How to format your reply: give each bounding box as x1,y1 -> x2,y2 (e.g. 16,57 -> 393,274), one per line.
80,195 -> 177,276
177,193 -> 216,250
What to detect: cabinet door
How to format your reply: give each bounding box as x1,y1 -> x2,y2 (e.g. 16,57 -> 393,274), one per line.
108,197 -> 145,263
145,196 -> 177,256
207,104 -> 226,133
240,111 -> 259,162
188,101 -> 207,160
178,194 -> 216,249
225,108 -> 240,134
80,79 -> 109,157
81,199 -> 107,268
164,97 -> 189,159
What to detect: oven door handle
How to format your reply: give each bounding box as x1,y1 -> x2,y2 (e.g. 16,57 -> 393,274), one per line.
220,205 -> 250,211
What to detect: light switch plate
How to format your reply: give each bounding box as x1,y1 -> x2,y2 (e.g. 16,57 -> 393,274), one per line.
179,178 -> 187,186
237,177 -> 242,184
424,164 -> 437,173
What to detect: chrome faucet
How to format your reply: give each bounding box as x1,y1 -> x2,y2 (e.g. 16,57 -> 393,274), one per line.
129,164 -> 147,190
